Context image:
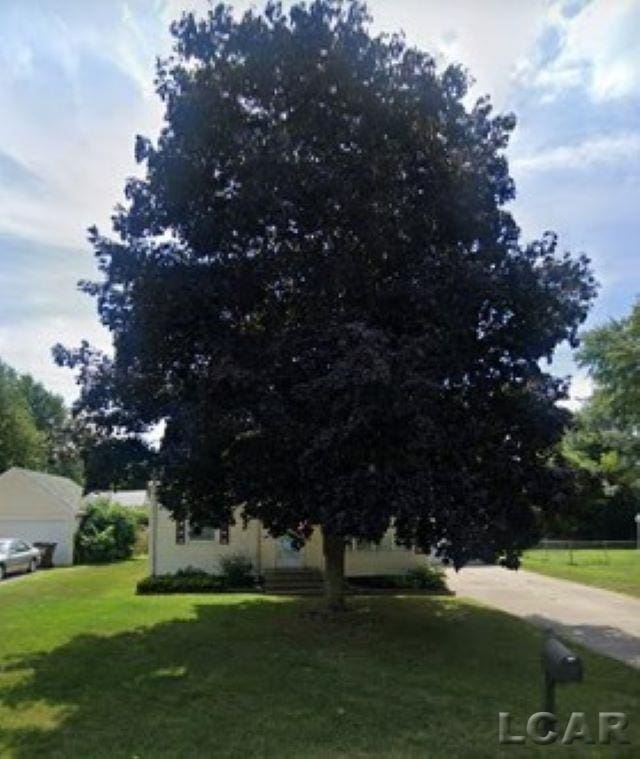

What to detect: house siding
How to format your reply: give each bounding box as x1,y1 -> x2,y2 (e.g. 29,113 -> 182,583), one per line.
150,498 -> 430,577
0,468 -> 80,566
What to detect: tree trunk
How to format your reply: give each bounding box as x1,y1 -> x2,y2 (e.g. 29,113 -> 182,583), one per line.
322,528 -> 347,611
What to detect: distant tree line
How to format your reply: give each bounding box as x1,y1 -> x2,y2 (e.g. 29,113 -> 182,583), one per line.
548,302 -> 640,541
0,358 -> 82,481
0,357 -> 155,492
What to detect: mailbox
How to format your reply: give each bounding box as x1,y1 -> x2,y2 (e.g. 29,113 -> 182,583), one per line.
540,629 -> 583,724
543,634 -> 583,683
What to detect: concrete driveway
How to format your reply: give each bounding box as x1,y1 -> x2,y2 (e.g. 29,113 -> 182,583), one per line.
446,565 -> 640,669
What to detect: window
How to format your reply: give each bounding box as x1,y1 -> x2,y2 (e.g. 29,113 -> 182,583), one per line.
348,539 -> 378,552
176,519 -> 231,544
189,525 -> 217,541
188,524 -> 231,544
347,535 -> 395,552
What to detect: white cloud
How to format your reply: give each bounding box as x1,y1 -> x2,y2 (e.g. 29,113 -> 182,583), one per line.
520,0 -> 640,102
513,132 -> 640,174
367,0 -> 547,107
0,3 -> 162,249
0,314 -> 111,403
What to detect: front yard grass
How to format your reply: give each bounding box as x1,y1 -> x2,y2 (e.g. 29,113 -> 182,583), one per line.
0,559 -> 638,757
522,548 -> 640,599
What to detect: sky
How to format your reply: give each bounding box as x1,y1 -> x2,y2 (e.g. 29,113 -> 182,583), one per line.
0,0 -> 639,409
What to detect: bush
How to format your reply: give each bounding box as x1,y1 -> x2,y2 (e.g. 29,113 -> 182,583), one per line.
128,506 -> 149,528
134,525 -> 148,556
219,553 -> 254,587
75,498 -> 137,564
347,565 -> 448,593
405,565 -> 448,591
136,566 -> 256,595
112,504 -> 148,555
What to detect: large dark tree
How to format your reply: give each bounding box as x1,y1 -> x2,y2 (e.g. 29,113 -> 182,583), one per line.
80,435 -> 157,493
56,0 -> 596,608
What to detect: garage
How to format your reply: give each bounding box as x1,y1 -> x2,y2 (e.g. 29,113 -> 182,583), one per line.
0,467 -> 82,566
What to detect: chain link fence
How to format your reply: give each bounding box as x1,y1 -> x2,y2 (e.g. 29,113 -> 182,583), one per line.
531,539 -> 636,566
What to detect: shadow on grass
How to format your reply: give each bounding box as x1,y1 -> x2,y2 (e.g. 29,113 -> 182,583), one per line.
526,614 -> 640,670
1,595 -> 638,758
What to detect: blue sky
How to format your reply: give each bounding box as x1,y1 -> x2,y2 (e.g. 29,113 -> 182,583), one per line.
0,0 -> 639,407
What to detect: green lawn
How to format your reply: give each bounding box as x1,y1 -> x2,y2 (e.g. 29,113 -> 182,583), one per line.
0,560 -> 637,758
522,548 -> 640,599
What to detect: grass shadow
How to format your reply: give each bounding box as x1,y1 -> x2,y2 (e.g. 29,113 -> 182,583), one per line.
1,595 -> 638,758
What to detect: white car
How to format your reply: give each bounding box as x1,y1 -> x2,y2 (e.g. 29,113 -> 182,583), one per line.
0,539 -> 41,580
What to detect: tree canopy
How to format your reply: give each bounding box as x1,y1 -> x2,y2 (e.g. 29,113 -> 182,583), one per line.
577,301 -> 640,426
56,0 -> 596,607
554,392 -> 640,540
551,300 -> 640,541
80,435 -> 157,493
0,360 -> 44,473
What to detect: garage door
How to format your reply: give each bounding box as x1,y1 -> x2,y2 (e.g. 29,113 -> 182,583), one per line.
0,520 -> 72,566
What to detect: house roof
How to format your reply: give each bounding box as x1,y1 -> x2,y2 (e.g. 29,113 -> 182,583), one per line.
2,467 -> 83,514
85,489 -> 149,508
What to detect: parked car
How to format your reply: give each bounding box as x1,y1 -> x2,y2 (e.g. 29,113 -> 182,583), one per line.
0,539 -> 41,580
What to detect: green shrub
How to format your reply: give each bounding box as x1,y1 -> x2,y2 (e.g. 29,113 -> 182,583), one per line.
219,553 -> 254,587
405,565 -> 447,591
75,498 -> 137,564
136,566 -> 257,595
128,506 -> 149,528
134,526 -> 148,556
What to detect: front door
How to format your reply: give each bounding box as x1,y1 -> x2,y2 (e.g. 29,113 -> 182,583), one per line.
276,536 -> 304,568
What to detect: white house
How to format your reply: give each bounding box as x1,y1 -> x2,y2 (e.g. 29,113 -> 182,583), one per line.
0,467 -> 83,566
149,490 -> 430,577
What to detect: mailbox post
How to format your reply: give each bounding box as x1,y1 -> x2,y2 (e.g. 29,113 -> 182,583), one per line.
541,629 -> 583,732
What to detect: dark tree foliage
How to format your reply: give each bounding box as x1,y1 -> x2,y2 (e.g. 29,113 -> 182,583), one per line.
80,435 -> 157,493
55,1 -> 596,608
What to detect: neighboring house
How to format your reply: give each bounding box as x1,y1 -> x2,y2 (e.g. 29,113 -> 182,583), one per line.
0,467 -> 83,566
149,491 -> 430,577
85,490 -> 149,509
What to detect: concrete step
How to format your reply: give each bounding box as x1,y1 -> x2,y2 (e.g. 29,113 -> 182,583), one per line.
264,571 -> 322,581
264,568 -> 323,576
263,568 -> 324,595
264,580 -> 324,591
